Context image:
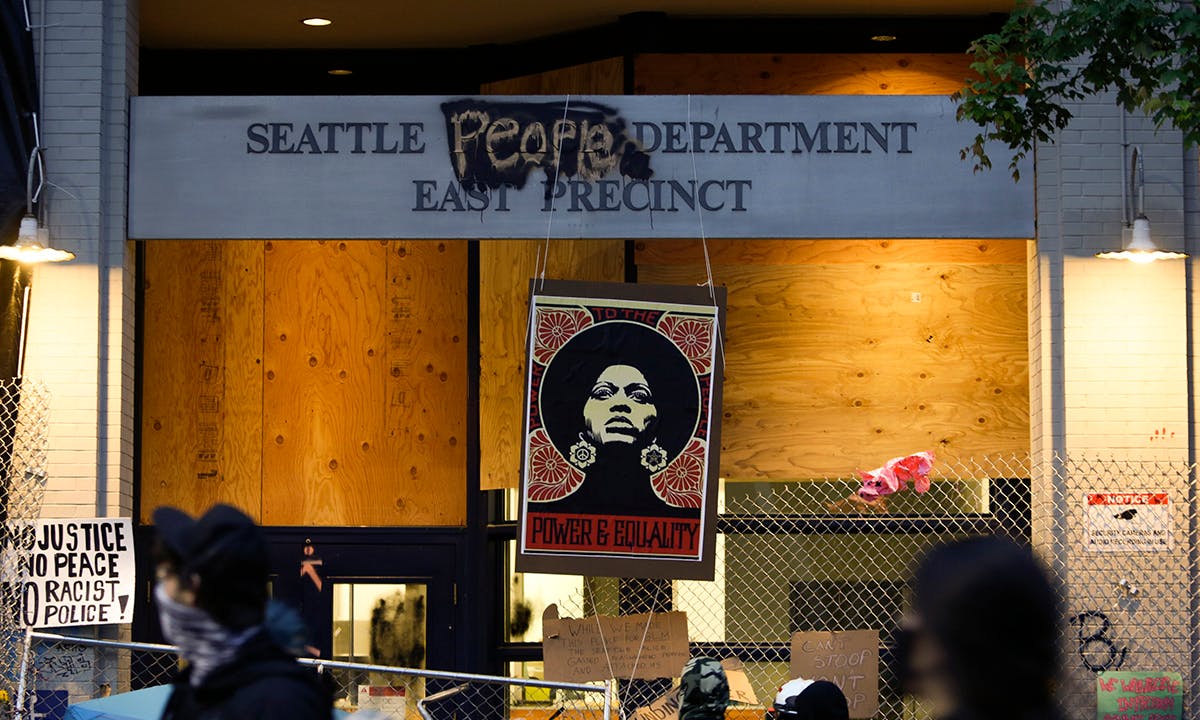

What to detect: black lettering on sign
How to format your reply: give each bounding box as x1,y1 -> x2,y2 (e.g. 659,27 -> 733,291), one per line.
440,100 -> 653,197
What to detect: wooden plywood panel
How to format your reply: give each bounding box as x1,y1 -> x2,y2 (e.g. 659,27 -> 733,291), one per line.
262,241 -> 389,526
261,241 -> 468,526
634,53 -> 973,95
479,240 -> 625,489
384,241 -> 468,525
636,239 -> 1027,266
637,240 -> 1028,479
482,57 -> 624,95
140,241 -> 264,522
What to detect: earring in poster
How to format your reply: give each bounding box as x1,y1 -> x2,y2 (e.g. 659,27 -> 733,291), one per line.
641,441 -> 669,472
568,435 -> 597,470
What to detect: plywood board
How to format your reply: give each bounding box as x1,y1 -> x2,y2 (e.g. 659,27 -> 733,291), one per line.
261,240 -> 468,526
482,57 -> 624,95
634,53 -> 973,95
140,241 -> 264,522
637,240 -> 1028,479
479,240 -> 625,490
383,240 -> 468,525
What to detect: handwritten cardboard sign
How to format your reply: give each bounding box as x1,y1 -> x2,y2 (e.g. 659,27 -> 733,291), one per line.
542,605 -> 690,682
790,630 -> 879,719
3,518 -> 135,628
635,685 -> 683,720
1097,671 -> 1182,720
722,658 -> 759,705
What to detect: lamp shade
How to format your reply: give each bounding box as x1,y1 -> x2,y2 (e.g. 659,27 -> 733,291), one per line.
0,214 -> 75,264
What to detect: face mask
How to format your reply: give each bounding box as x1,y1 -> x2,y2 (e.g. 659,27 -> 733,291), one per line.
155,583 -> 246,686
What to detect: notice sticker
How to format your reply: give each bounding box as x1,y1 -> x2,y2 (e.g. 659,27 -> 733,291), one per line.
4,518 -> 136,628
1087,493 -> 1172,553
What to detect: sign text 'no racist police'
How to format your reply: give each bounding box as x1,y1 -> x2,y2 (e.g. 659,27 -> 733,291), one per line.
3,518 -> 135,628
129,95 -> 1032,239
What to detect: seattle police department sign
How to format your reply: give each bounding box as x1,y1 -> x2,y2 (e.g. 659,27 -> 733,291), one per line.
129,95 -> 1032,239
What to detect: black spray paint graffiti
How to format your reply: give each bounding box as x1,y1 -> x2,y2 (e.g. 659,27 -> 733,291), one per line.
440,100 -> 653,196
1069,611 -> 1128,673
37,645 -> 95,680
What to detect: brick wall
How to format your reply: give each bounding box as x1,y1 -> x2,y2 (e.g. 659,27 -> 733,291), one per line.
1030,85 -> 1198,697
22,0 -> 138,523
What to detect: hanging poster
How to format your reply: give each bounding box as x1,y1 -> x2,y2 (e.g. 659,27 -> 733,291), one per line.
517,280 -> 724,580
1086,493 -> 1172,552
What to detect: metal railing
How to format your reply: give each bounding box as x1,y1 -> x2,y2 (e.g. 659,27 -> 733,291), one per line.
28,631 -> 613,720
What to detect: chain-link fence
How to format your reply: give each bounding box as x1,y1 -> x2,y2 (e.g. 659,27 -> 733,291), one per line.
508,453 -> 1199,720
28,631 -> 612,720
0,379 -> 49,719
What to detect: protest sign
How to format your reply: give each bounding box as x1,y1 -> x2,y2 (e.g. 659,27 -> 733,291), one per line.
7,518 -> 135,627
1097,671 -> 1182,720
634,686 -> 682,720
542,605 -> 690,682
722,658 -> 758,705
790,630 -> 879,719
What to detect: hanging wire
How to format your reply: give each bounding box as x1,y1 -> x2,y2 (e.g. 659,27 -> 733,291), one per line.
624,588 -> 662,691
538,95 -> 573,291
685,95 -> 727,368
584,577 -> 619,692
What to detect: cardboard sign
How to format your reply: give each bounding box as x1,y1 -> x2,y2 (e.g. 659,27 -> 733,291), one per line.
542,606 -> 690,682
5,518 -> 135,628
1097,672 -> 1182,720
1087,493 -> 1172,552
723,658 -> 759,705
633,658 -> 758,720
634,686 -> 682,720
790,631 -> 879,719
517,280 -> 725,581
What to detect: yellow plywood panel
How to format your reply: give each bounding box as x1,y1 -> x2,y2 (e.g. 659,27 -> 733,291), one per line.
383,240 -> 468,525
262,241 -> 389,526
261,241 -> 468,526
482,57 -> 624,95
634,53 -> 974,95
636,239 -> 1027,266
638,241 -> 1028,479
140,241 -> 264,522
480,240 -> 625,489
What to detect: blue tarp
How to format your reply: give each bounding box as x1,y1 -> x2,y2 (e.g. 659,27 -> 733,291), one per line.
63,685 -> 171,720
64,684 -> 351,720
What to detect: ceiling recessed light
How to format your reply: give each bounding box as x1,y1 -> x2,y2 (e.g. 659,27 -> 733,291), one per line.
870,34 -> 897,42
302,17 -> 332,27
328,69 -> 353,76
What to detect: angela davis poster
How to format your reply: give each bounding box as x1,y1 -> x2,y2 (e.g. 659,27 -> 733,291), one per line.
517,279 -> 725,581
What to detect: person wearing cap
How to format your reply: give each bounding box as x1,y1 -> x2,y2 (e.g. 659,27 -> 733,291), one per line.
153,503 -> 332,719
769,678 -> 849,720
678,657 -> 730,720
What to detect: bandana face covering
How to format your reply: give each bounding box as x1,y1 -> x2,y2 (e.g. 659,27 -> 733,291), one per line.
155,583 -> 247,686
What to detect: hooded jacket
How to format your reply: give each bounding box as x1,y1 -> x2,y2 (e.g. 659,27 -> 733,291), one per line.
678,657 -> 730,720
160,628 -> 332,720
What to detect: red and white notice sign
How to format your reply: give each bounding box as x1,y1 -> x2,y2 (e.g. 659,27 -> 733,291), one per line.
1087,493 -> 1171,552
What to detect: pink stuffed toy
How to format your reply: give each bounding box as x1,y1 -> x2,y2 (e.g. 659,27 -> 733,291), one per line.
858,451 -> 935,501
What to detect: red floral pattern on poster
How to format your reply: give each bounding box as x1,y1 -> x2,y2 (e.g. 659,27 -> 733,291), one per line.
526,428 -> 585,502
651,438 -> 706,508
658,315 -> 714,375
533,308 -> 593,365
